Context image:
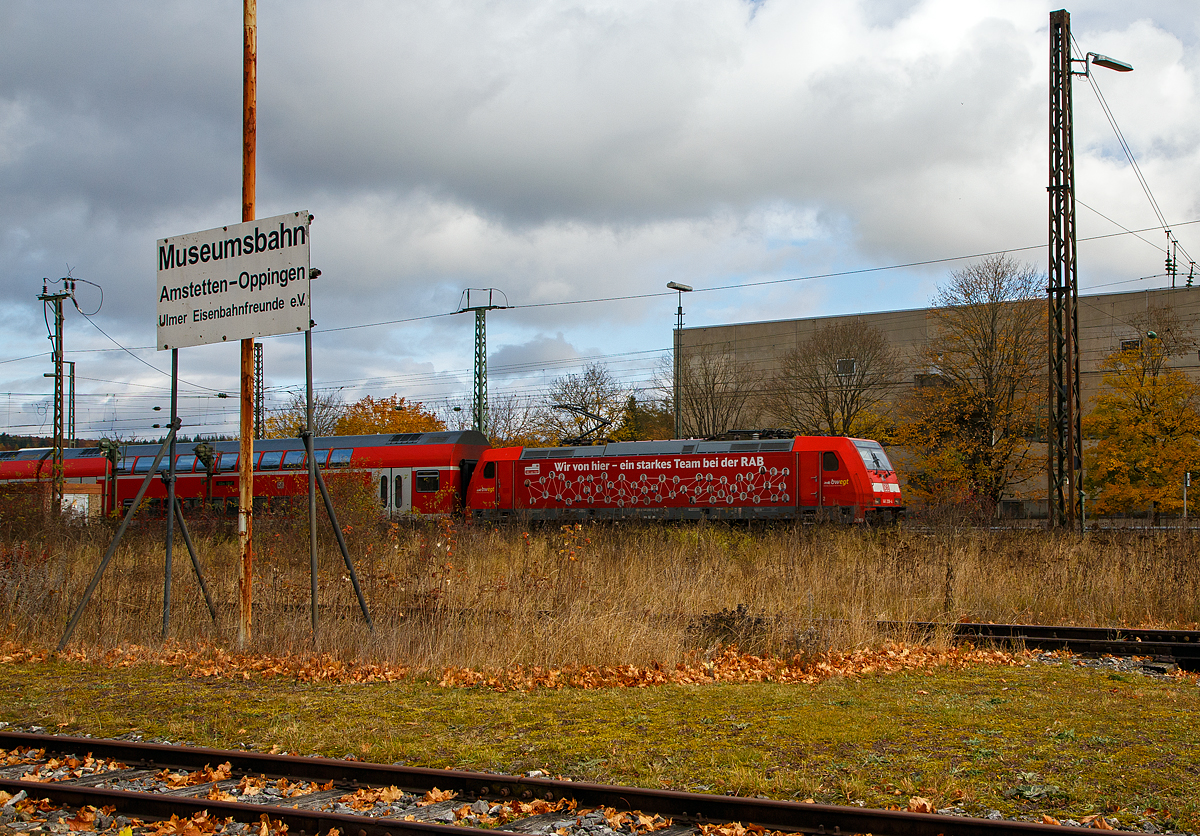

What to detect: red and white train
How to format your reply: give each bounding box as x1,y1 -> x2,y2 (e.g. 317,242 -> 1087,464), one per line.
0,431 -> 903,523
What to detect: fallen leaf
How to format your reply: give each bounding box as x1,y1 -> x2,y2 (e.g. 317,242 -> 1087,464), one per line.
906,797 -> 934,814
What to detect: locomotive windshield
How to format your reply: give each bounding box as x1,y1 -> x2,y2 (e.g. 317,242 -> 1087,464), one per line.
853,440 -> 894,473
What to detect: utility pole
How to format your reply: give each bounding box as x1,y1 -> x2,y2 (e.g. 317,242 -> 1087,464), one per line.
239,0 -> 257,646
39,282 -> 71,512
66,361 -> 76,447
1047,9 -> 1132,531
1048,9 -> 1080,531
456,289 -> 509,437
667,282 -> 693,439
254,342 -> 264,439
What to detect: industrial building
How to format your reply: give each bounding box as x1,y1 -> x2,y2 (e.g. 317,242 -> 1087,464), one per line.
678,286 -> 1200,516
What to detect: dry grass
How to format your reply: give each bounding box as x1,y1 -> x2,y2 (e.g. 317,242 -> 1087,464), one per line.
2,490 -> 1199,670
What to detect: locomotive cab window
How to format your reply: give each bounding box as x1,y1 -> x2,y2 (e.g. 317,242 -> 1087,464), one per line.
257,451 -> 283,471
415,470 -> 440,493
822,452 -> 840,472
328,449 -> 352,468
483,461 -> 496,479
853,440 -> 894,472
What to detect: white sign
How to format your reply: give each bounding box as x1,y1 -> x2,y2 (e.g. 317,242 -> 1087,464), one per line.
157,210 -> 312,349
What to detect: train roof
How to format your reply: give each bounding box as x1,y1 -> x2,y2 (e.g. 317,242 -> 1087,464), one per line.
0,430 -> 490,461
517,437 -> 801,459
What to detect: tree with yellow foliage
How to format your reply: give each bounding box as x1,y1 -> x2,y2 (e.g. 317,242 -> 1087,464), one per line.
335,394 -> 445,436
1084,336 -> 1200,517
895,254 -> 1045,509
264,390 -> 345,438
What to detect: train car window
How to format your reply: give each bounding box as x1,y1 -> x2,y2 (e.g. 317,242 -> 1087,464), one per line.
133,457 -> 157,474
822,452 -> 840,472
117,457 -> 133,474
415,470 -> 440,493
281,450 -> 306,470
175,455 -> 198,473
218,453 -> 239,472
483,461 -> 496,479
380,475 -> 389,505
258,451 -> 283,470
312,449 -> 331,468
328,449 -> 352,468
395,476 -> 404,507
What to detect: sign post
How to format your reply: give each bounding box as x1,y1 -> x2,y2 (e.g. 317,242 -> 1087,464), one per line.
156,209 -> 311,649
241,0 -> 257,648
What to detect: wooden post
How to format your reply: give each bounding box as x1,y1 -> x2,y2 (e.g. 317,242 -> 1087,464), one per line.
238,0 -> 257,646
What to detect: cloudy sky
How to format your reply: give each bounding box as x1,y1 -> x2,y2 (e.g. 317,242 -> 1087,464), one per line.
2,0 -> 1198,440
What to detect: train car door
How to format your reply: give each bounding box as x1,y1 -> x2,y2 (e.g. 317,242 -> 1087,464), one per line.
799,451 -> 821,507
378,468 -> 413,517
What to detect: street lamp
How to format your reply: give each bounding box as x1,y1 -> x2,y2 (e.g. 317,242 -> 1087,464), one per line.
1048,9 -> 1133,532
1087,53 -> 1133,74
667,282 -> 693,439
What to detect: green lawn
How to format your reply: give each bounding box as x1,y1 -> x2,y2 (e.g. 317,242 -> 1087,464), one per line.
2,658 -> 1198,830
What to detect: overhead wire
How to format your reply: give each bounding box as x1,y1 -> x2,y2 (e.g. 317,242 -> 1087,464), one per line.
8,213 -> 1200,436
1074,35 -> 1196,269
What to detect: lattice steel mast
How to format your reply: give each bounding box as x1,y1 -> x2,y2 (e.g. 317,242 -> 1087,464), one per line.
1047,10 -> 1133,530
1048,9 -> 1080,530
456,289 -> 509,437
39,282 -> 71,512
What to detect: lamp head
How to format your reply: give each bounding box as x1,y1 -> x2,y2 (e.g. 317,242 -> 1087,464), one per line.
667,281 -> 693,292
1089,52 -> 1133,72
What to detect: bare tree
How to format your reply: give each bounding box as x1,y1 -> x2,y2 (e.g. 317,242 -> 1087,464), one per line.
897,253 -> 1045,506
264,389 -> 345,438
488,393 -> 554,446
764,319 -> 902,436
670,345 -> 761,437
541,363 -> 629,443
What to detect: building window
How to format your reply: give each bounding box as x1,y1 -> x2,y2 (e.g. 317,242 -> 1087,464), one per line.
836,358 -> 856,377
1120,338 -> 1142,352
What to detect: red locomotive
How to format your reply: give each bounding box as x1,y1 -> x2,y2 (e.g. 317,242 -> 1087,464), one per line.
467,435 -> 902,523
0,431 -> 903,523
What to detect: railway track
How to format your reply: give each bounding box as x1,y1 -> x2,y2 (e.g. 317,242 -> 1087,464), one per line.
0,732 -> 1096,836
881,623 -> 1200,672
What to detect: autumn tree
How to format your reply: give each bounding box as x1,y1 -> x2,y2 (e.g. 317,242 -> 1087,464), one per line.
669,346 -> 761,437
1083,310 -> 1200,516
264,390 -> 345,438
611,394 -> 675,441
896,254 -> 1045,508
764,319 -> 902,438
541,363 -> 629,443
335,394 -> 444,435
